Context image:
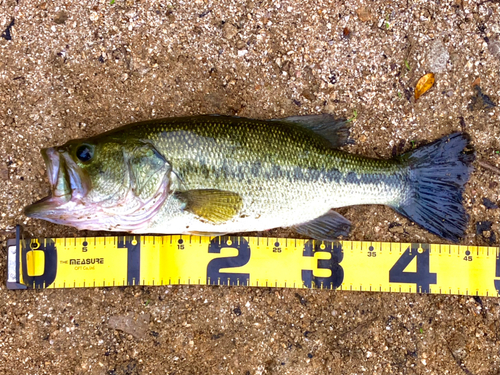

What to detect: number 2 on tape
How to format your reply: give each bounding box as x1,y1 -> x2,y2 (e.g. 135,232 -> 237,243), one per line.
206,237 -> 250,286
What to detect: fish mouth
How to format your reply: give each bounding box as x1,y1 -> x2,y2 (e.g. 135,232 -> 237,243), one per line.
24,147 -> 89,220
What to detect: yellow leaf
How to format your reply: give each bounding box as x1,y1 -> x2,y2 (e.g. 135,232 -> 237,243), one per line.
414,73 -> 435,101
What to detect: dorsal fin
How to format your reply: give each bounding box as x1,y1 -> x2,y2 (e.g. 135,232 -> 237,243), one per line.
275,114 -> 352,148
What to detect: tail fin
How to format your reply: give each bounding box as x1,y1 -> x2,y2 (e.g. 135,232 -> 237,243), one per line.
393,133 -> 474,242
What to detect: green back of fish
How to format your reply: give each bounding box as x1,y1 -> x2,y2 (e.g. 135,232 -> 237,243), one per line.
92,115 -> 400,192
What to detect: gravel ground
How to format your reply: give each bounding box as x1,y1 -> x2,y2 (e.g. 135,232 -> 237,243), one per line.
1,0 -> 500,374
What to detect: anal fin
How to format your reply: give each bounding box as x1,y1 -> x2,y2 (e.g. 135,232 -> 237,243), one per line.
187,231 -> 228,237
294,210 -> 351,241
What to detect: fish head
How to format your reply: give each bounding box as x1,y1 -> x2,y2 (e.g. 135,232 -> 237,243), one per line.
25,137 -> 172,232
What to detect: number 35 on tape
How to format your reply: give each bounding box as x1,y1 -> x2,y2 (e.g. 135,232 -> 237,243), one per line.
6,228 -> 500,296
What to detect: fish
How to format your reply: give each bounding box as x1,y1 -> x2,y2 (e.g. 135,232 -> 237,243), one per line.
24,114 -> 474,242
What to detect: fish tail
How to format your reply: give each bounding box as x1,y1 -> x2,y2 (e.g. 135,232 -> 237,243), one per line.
393,133 -> 475,242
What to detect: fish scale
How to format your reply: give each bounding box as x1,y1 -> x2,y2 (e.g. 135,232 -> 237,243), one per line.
124,117 -> 400,234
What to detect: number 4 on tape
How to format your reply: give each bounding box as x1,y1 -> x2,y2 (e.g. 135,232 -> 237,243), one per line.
389,244 -> 437,293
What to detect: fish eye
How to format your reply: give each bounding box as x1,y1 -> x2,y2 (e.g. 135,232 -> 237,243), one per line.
76,144 -> 94,162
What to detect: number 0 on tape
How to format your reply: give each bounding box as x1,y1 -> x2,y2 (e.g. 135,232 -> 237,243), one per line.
6,226 -> 500,296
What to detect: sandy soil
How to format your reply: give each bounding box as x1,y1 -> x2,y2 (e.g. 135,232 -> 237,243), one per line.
0,0 -> 499,374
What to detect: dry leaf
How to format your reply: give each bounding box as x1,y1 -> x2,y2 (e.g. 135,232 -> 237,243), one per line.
343,27 -> 351,39
414,73 -> 435,100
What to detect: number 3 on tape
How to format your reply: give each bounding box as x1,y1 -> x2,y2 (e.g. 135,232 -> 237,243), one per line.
301,240 -> 344,289
389,244 -> 437,293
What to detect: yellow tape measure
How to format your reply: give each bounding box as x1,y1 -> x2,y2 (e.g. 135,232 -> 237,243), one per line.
6,226 -> 500,296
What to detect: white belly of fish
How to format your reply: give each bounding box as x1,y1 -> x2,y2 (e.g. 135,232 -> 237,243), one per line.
134,177 -> 402,235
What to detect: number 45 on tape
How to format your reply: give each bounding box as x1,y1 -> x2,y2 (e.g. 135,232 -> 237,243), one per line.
6,226 -> 500,296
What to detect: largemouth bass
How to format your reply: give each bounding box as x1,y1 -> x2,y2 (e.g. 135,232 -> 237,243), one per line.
24,115 -> 474,242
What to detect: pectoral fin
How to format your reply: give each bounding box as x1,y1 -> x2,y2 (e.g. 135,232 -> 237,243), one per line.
175,189 -> 243,223
294,210 -> 351,241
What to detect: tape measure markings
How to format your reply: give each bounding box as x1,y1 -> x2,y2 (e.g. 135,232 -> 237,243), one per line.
6,228 -> 500,296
